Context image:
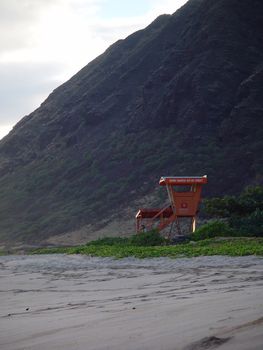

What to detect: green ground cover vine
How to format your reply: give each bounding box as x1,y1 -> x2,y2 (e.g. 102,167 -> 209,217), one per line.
32,237 -> 263,259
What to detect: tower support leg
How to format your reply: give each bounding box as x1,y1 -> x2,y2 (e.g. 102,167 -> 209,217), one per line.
191,216 -> 196,233
175,217 -> 182,235
136,217 -> 141,233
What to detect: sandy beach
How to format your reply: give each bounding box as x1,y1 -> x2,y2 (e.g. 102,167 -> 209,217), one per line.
0,254 -> 263,350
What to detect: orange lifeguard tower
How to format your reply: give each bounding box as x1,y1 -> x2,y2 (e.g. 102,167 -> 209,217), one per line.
136,175 -> 207,237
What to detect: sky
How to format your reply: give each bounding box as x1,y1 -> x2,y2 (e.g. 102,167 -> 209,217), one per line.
0,0 -> 188,139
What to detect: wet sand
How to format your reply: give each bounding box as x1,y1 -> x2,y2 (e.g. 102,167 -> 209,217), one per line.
0,254 -> 263,350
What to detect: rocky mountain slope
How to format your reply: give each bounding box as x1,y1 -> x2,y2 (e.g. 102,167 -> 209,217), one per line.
0,0 -> 262,244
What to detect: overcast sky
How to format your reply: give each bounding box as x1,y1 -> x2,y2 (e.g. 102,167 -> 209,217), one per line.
0,0 -> 188,139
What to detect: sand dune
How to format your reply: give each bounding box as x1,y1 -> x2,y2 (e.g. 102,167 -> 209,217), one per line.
0,255 -> 263,350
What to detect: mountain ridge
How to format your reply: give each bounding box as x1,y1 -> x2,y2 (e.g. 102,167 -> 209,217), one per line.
0,0 -> 262,244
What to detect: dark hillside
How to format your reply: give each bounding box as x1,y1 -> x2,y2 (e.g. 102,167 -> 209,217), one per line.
0,0 -> 262,243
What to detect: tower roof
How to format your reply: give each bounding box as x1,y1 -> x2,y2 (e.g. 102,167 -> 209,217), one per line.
159,176 -> 207,186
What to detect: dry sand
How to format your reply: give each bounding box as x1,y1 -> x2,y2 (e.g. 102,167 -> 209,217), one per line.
0,254 -> 263,350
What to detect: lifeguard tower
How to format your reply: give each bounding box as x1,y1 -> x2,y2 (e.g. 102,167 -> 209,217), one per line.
135,175 -> 207,237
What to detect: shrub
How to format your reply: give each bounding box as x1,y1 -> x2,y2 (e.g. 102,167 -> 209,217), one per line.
204,186 -> 263,217
129,229 -> 167,246
86,231 -> 167,247
86,236 -> 129,246
229,209 -> 263,236
191,220 -> 237,241
201,186 -> 263,237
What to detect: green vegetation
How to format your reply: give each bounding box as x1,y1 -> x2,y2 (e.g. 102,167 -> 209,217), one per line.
32,236 -> 263,259
29,186 -> 263,258
204,186 -> 263,218
128,229 -> 167,246
80,230 -> 166,247
191,220 -> 237,241
202,186 -> 263,237
29,186 -> 263,259
87,236 -> 129,246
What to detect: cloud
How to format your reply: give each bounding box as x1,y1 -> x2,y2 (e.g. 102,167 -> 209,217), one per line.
0,61 -> 64,124
0,0 -> 104,57
0,0 -> 48,54
0,125 -> 13,140
0,0 -> 188,140
146,0 -> 188,16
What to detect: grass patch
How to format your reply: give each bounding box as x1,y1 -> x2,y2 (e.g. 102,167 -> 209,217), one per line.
32,237 -> 263,259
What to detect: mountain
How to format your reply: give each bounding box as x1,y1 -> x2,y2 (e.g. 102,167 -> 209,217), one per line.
0,0 -> 262,244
